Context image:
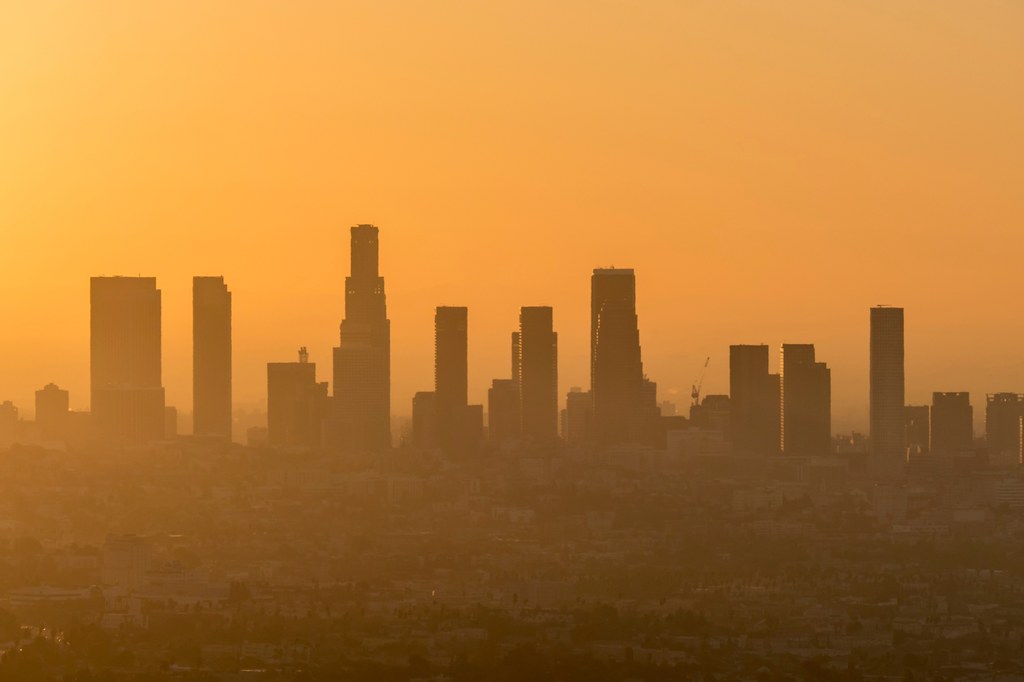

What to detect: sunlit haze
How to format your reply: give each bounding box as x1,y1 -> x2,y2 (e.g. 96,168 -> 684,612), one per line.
2,1 -> 1023,431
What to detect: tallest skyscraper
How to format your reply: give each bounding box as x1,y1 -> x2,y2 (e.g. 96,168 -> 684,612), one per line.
333,225 -> 391,452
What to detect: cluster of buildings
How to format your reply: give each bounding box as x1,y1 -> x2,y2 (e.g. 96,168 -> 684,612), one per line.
2,226 -> 1023,478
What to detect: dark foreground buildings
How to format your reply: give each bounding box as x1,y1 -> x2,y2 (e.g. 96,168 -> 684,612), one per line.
193,276 -> 232,439
90,277 -> 165,443
333,225 -> 392,453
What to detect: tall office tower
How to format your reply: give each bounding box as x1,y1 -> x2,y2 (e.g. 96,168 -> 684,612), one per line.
35,383 -> 69,441
780,344 -> 831,456
193,276 -> 232,439
488,379 -> 520,445
333,225 -> 392,453
411,391 -> 438,449
730,344 -> 779,455
591,268 -> 645,445
563,387 -> 593,444
435,306 -> 469,451
986,393 -> 1024,466
268,348 -> 329,448
870,306 -> 905,470
930,392 -> 973,455
90,277 -> 165,443
905,405 -> 930,457
518,306 -> 558,441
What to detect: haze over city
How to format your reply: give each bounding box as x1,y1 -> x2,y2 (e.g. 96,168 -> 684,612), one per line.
3,1 -> 1024,433
2,2 -> 1024,681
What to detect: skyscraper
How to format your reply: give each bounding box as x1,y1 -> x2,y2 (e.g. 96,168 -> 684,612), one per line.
90,277 -> 165,443
268,348 -> 329,449
985,393 -> 1024,467
193,276 -> 232,439
870,306 -> 905,470
35,383 -> 69,441
930,392 -> 973,455
411,391 -> 438,449
518,306 -> 558,442
729,344 -> 778,455
591,268 -> 645,445
333,225 -> 391,453
780,344 -> 831,456
435,306 -> 469,451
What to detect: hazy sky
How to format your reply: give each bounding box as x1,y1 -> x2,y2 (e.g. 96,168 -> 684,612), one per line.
2,1 -> 1022,432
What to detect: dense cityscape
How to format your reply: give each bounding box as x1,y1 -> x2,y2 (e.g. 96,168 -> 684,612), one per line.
0,225 -> 1023,681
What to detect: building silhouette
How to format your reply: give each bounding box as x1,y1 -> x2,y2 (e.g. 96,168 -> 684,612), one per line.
986,393 -> 1024,467
729,344 -> 779,455
333,225 -> 391,453
870,306 -> 905,472
435,306 -> 469,452
411,391 -> 437,449
562,387 -> 592,444
488,379 -> 520,445
90,277 -> 165,443
268,348 -> 329,449
193,276 -> 232,439
35,383 -> 69,441
780,344 -> 831,456
930,392 -> 972,455
591,268 -> 646,445
518,306 -> 558,442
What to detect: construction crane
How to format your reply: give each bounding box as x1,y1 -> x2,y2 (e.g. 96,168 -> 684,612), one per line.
691,356 -> 710,406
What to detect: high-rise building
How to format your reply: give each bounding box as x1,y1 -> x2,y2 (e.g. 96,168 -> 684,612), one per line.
35,383 -> 69,441
780,344 -> 831,456
986,393 -> 1024,467
930,392 -> 973,455
268,348 -> 329,448
333,225 -> 392,453
905,405 -> 930,457
870,306 -> 905,470
591,268 -> 645,445
90,277 -> 165,443
411,391 -> 437,449
562,387 -> 592,444
488,379 -> 520,445
729,344 -> 779,455
518,306 -> 558,442
193,276 -> 232,439
435,306 -> 469,451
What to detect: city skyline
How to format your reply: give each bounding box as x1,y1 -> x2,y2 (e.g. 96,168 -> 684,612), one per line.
2,3 -> 1023,433
4,234 -> 1024,437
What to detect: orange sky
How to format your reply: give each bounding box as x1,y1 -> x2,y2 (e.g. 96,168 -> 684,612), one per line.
1,1 -> 1022,432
